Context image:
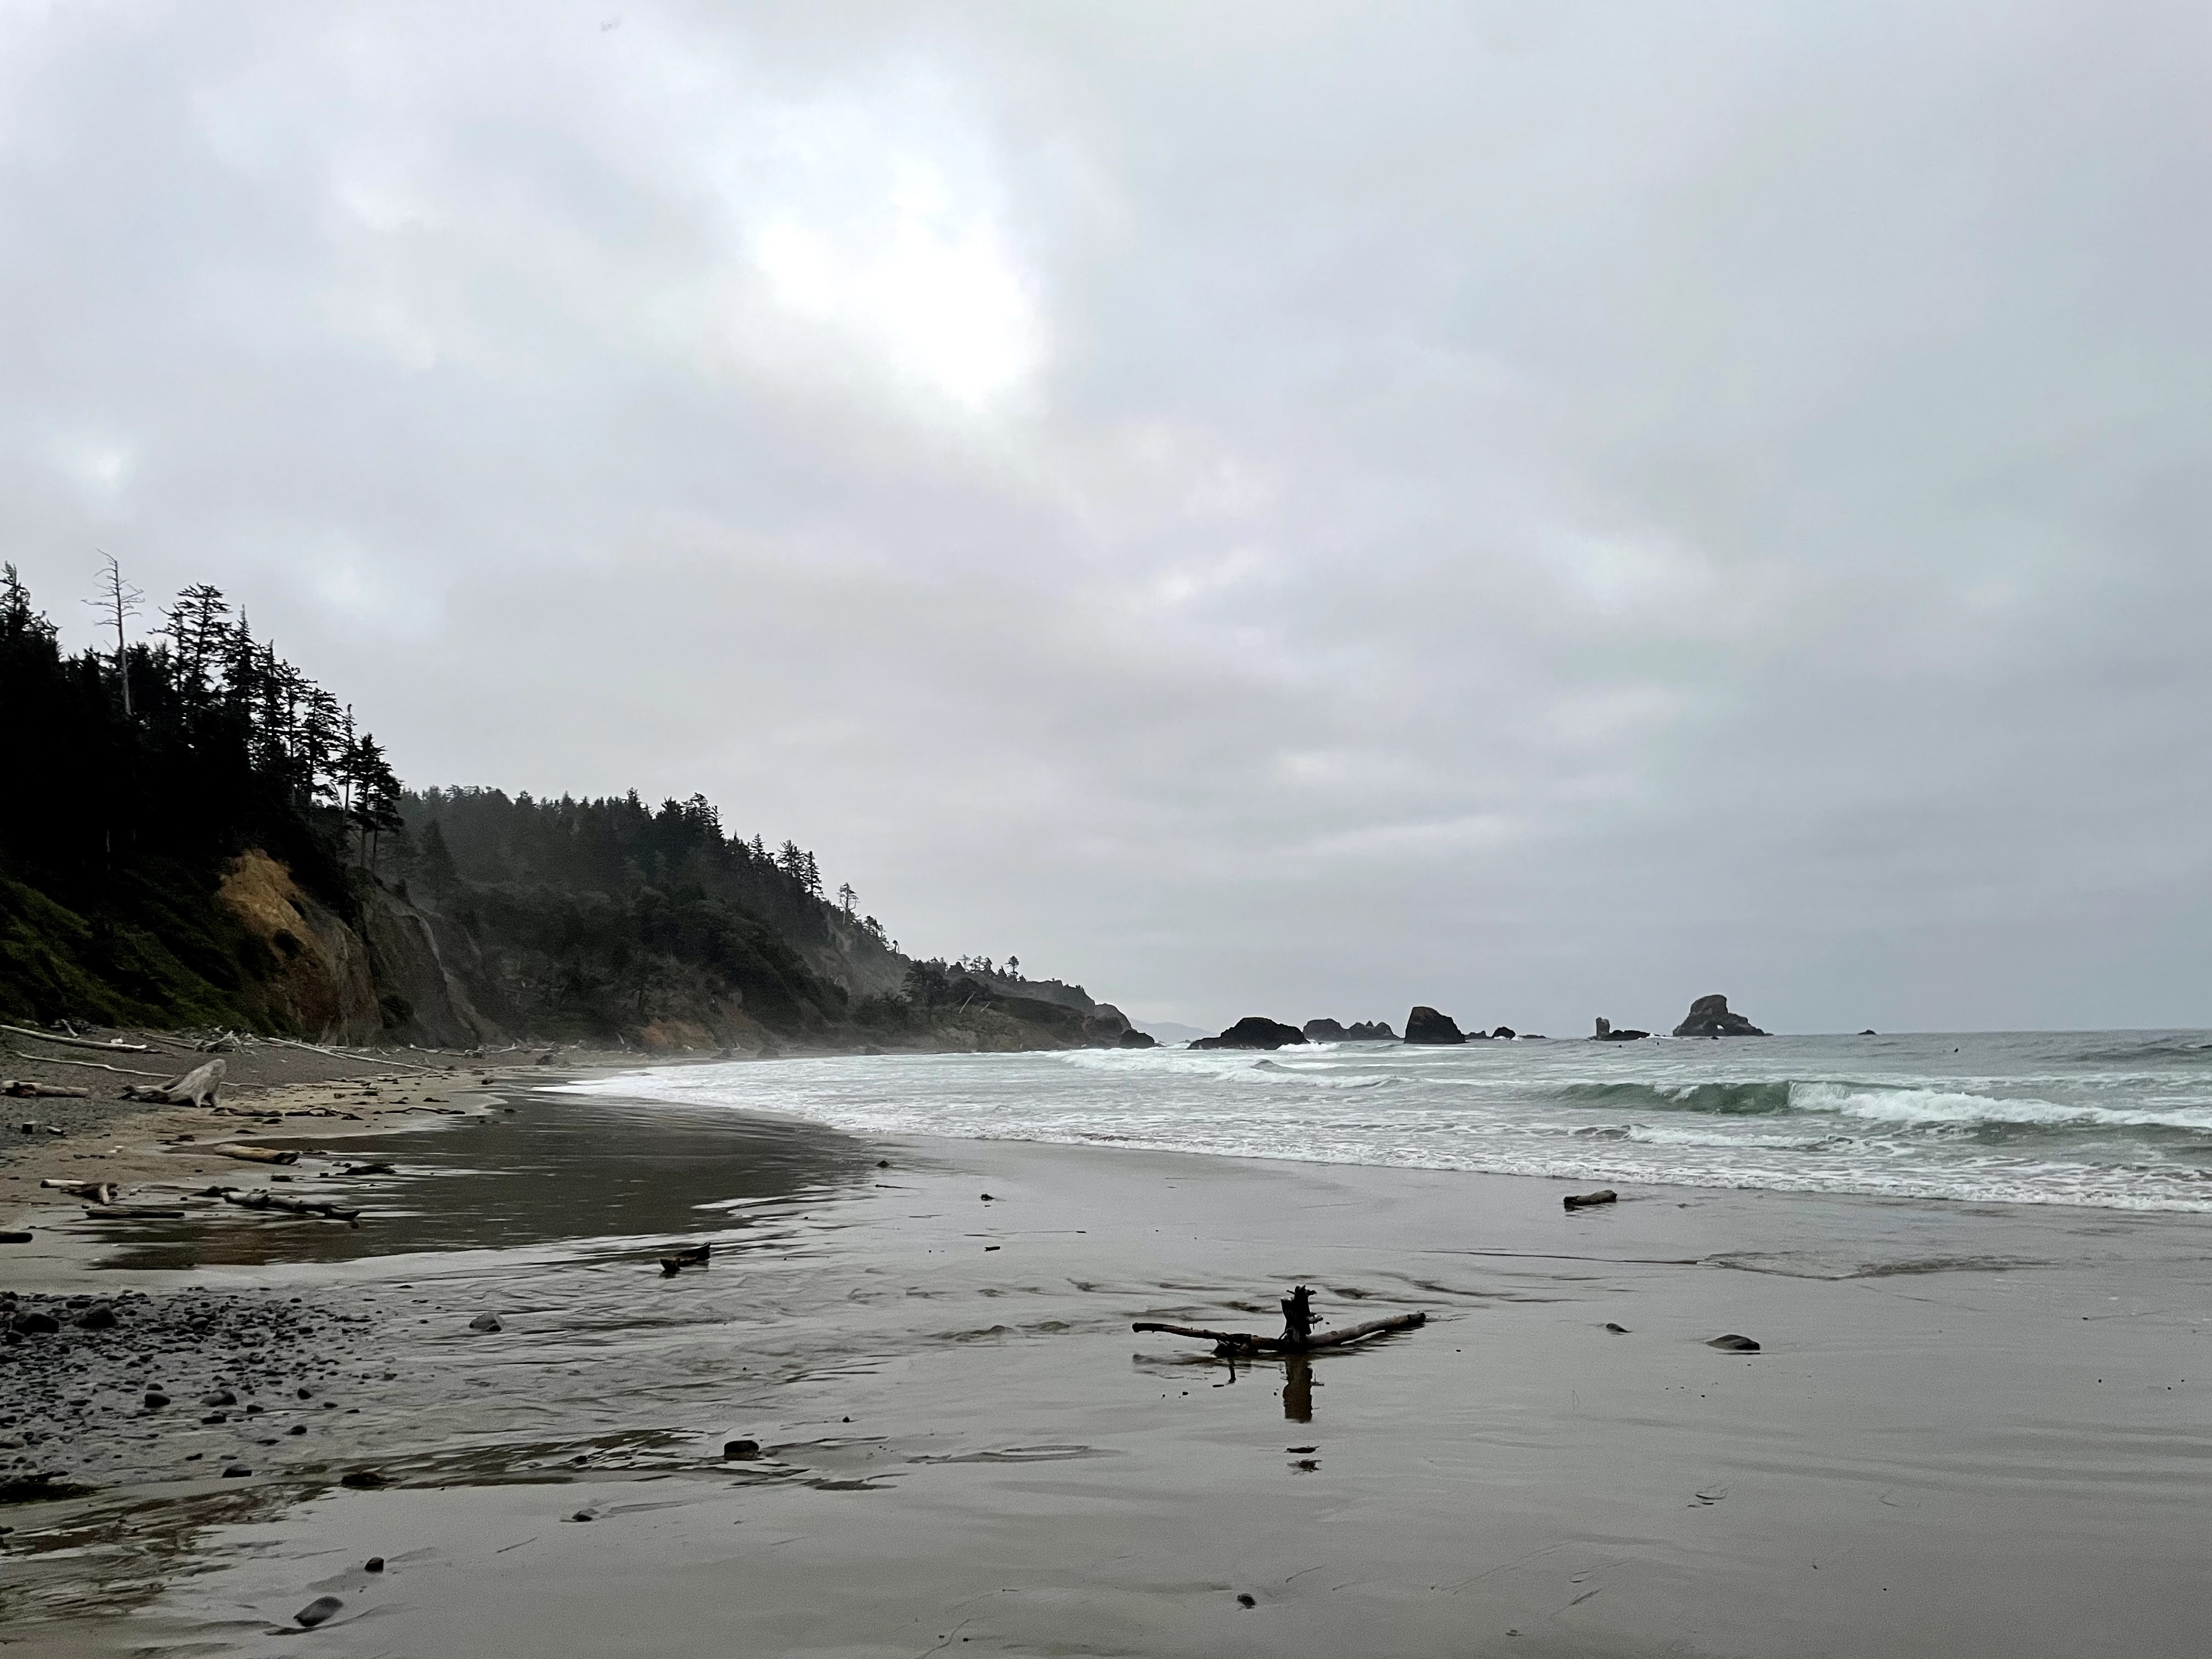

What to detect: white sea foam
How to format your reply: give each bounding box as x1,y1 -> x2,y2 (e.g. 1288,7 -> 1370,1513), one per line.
560,1030 -> 2212,1214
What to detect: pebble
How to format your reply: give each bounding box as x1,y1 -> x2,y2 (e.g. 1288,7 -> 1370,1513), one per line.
723,1438 -> 760,1459
1706,1334 -> 1762,1352
469,1313 -> 501,1333
221,1464 -> 252,1478
295,1594 -> 344,1628
364,1556 -> 384,1572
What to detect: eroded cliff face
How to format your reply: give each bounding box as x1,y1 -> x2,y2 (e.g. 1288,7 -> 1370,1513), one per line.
800,915 -> 909,1002
216,851 -> 380,1041
358,881 -> 504,1051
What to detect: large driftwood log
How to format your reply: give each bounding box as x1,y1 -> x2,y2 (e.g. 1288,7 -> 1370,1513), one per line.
0,1023 -> 159,1054
83,1205 -> 187,1220
3,1080 -> 90,1098
122,1058 -> 225,1108
218,1188 -> 360,1222
1132,1311 -> 1427,1355
213,1142 -> 299,1165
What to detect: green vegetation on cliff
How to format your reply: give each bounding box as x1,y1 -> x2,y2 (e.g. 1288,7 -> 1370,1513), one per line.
1,565 -> 1118,1052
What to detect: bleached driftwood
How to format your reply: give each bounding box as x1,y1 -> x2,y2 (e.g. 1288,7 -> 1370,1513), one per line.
264,1036 -> 445,1075
42,1178 -> 120,1203
9,1054 -> 168,1079
2,1080 -> 89,1098
219,1188 -> 360,1222
213,1142 -> 298,1165
0,1024 -> 159,1054
121,1058 -> 225,1108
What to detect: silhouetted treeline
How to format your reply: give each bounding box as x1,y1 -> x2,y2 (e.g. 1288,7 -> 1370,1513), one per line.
0,564 -> 399,1023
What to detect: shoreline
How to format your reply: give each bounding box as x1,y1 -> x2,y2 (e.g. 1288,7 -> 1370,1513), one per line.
4,1062 -> 2210,1655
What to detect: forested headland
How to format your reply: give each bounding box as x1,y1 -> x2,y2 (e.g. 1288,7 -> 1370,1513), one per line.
0,565 -> 1142,1053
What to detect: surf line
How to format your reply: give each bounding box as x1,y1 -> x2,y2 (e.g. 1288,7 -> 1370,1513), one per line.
1420,1248 -> 1704,1266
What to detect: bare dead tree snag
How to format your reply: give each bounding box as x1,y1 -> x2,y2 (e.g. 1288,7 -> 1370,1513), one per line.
1133,1307 -> 1427,1356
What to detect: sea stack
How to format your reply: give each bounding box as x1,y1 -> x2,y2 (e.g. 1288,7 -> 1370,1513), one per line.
1403,1007 -> 1468,1045
1302,1018 -> 1348,1040
1191,1017 -> 1308,1051
1671,995 -> 1768,1038
1345,1020 -> 1397,1040
1593,1018 -> 1650,1041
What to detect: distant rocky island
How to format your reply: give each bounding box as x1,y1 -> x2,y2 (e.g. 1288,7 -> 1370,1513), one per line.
1182,997 -> 1772,1051
1671,994 -> 1768,1037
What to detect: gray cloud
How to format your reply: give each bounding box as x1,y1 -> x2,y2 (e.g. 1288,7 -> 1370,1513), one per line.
7,2 -> 2209,1032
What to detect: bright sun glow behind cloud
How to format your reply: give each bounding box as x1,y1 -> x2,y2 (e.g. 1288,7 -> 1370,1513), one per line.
753,160 -> 1042,411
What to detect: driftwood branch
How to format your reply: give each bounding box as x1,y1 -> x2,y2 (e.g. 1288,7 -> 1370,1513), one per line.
0,1023 -> 160,1054
263,1037 -> 447,1075
3,1080 -> 89,1098
12,1053 -> 170,1080
1132,1311 -> 1428,1354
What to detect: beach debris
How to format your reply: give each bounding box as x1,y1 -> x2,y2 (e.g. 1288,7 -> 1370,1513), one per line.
144,1391 -> 170,1408
340,1469 -> 389,1489
221,1464 -> 252,1478
2,1080 -> 89,1098
41,1178 -> 119,1202
567,1510 -> 595,1522
83,1205 -> 188,1220
1286,1445 -> 1317,1453
218,1188 -> 360,1222
334,1160 -> 395,1176
364,1557 -> 384,1572
1,1023 -> 159,1053
1604,1322 -> 1630,1333
1,1231 -> 32,1244
1237,1593 -> 1257,1607
215,1142 -> 298,1165
469,1312 -> 502,1333
979,1193 -> 995,1201
1706,1333 -> 1762,1352
295,1595 -> 344,1628
1564,1189 -> 1619,1210
1133,1285 -> 1426,1356
723,1438 -> 761,1459
122,1058 -> 227,1108
660,1242 -> 712,1276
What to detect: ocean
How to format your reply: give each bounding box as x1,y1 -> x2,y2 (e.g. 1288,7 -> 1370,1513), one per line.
564,1029 -> 2212,1214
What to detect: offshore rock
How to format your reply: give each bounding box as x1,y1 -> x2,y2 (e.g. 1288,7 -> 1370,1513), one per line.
1117,1029 -> 1158,1048
1302,1018 -> 1348,1041
1344,1020 -> 1397,1041
1403,1007 -> 1467,1045
1672,995 -> 1768,1038
1593,1018 -> 1650,1041
1191,1017 -> 1308,1051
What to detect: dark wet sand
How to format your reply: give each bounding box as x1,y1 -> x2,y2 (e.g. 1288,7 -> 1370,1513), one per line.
4,1088 -> 2209,1657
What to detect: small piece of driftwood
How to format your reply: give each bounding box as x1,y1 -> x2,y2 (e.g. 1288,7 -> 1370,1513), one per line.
41,1178 -> 119,1204
1563,1188 -> 1618,1210
122,1058 -> 225,1108
1132,1311 -> 1427,1355
213,1142 -> 299,1165
83,1206 -> 187,1220
3,1080 -> 90,1098
661,1242 -> 712,1276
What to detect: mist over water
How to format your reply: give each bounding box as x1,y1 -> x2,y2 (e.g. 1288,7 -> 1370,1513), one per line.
565,1031 -> 2212,1214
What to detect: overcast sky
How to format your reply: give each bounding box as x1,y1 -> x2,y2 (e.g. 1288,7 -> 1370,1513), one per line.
7,2 -> 2209,1034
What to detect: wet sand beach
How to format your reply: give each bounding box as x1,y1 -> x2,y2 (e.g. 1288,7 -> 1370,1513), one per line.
4,1079 -> 2208,1657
